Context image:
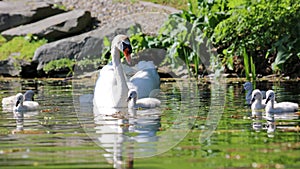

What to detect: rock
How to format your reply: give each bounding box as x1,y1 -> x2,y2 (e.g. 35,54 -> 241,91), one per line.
131,48 -> 189,78
32,12 -> 169,73
2,9 -> 92,41
131,48 -> 166,67
0,0 -> 65,32
20,61 -> 38,78
0,58 -> 20,77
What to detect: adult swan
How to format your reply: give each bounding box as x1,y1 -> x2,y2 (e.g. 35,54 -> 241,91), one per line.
93,35 -> 132,108
93,35 -> 160,108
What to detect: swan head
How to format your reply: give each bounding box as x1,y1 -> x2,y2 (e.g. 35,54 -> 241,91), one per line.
243,82 -> 253,91
24,90 -> 34,101
251,89 -> 263,104
15,94 -> 24,107
112,35 -> 132,64
126,89 -> 138,102
265,90 -> 275,104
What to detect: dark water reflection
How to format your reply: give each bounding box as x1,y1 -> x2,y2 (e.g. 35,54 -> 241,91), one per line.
0,79 -> 299,168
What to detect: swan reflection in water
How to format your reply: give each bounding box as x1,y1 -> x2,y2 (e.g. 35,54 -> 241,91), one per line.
92,106 -> 161,169
12,110 -> 39,133
251,110 -> 299,136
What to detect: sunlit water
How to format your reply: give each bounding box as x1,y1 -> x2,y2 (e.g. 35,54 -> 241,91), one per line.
0,79 -> 299,169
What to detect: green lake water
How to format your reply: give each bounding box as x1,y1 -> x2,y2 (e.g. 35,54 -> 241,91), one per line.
0,78 -> 299,169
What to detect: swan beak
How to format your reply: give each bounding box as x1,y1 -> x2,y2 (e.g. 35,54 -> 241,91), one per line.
15,99 -> 20,107
123,48 -> 131,64
126,96 -> 132,102
251,97 -> 255,104
265,98 -> 270,104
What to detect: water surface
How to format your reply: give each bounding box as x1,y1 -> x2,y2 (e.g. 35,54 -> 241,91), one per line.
0,78 -> 299,169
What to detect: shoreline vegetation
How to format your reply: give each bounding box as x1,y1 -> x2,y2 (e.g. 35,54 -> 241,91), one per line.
0,0 -> 299,80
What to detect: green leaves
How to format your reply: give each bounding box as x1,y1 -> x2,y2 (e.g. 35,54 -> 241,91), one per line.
272,45 -> 293,72
130,0 -> 300,77
243,47 -> 250,81
208,0 -> 300,76
158,13 -> 209,76
43,58 -> 75,76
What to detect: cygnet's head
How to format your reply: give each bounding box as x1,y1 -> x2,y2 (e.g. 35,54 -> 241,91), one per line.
265,90 -> 275,104
251,89 -> 263,103
24,90 -> 35,101
243,82 -> 253,91
15,94 -> 24,107
112,35 -> 132,64
127,90 -> 138,102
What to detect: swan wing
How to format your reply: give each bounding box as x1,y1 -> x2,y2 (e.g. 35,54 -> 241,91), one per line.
130,68 -> 160,98
274,102 -> 299,112
136,98 -> 161,109
94,65 -> 116,108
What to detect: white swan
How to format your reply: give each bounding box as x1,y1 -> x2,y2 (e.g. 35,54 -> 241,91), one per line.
13,93 -> 39,112
127,90 -> 161,109
251,89 -> 266,111
243,82 -> 266,105
93,35 -> 132,108
2,90 -> 35,111
2,93 -> 22,107
127,61 -> 160,98
2,90 -> 35,106
265,90 -> 299,114
93,35 -> 160,108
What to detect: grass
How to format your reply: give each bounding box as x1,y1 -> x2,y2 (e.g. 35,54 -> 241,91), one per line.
0,36 -> 47,62
0,35 -> 6,46
43,58 -> 75,74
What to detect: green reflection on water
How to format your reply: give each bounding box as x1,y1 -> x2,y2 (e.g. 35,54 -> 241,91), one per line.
0,79 -> 299,169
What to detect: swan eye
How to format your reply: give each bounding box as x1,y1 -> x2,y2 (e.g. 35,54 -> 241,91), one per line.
121,41 -> 132,54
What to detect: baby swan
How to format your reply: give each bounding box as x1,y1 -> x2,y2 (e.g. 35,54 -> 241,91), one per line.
265,90 -> 299,114
243,82 -> 266,105
2,90 -> 35,107
14,93 -> 39,112
251,89 -> 266,111
127,90 -> 161,109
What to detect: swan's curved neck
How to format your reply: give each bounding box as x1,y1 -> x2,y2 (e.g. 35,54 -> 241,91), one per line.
245,89 -> 252,104
111,45 -> 129,108
270,99 -> 275,108
128,98 -> 137,109
255,98 -> 263,105
111,46 -> 120,67
246,89 -> 252,99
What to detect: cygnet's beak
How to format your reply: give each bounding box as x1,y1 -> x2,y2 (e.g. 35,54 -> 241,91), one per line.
123,48 -> 131,65
251,97 -> 255,104
265,97 -> 270,104
126,96 -> 132,102
15,99 -> 20,107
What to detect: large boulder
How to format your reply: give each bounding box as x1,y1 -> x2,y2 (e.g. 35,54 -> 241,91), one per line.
2,9 -> 92,41
0,58 -> 20,77
32,12 -> 169,72
0,0 -> 65,32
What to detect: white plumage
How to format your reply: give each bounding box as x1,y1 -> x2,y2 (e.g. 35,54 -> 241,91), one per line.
251,89 -> 266,111
2,90 -> 35,111
243,82 -> 266,105
93,35 -> 160,109
265,90 -> 299,114
127,90 -> 161,109
13,93 -> 39,112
